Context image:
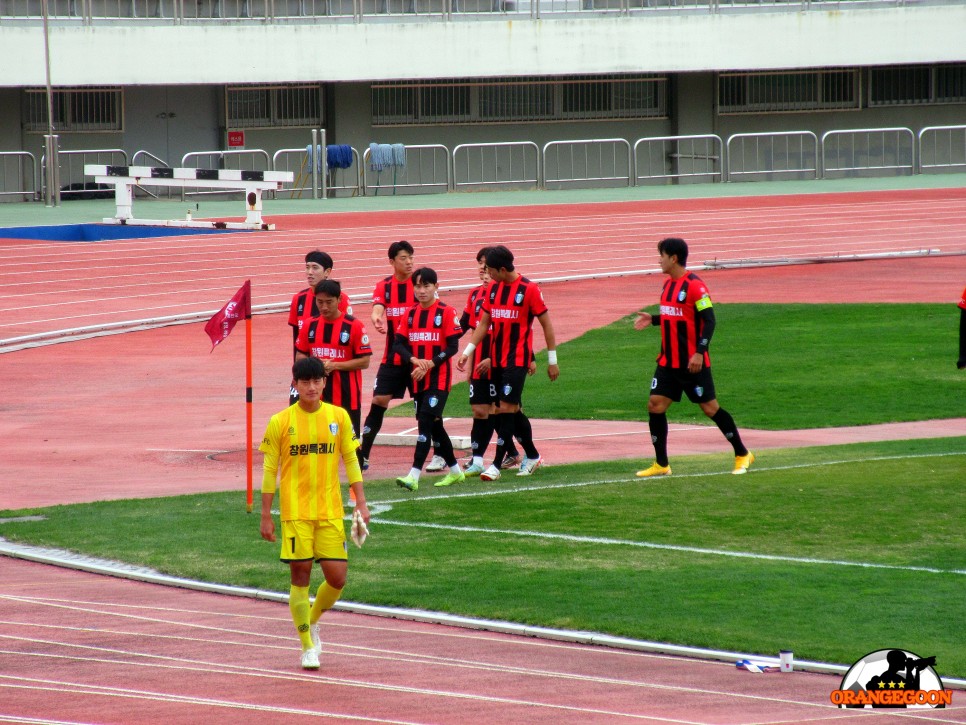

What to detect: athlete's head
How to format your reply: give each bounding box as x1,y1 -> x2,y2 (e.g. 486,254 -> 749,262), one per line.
388,240 -> 414,261
292,356 -> 326,381
304,250 -> 333,288
657,237 -> 689,267
412,267 -> 438,286
313,279 -> 343,321
305,250 -> 334,270
476,246 -> 494,282
412,267 -> 439,307
485,245 -> 514,273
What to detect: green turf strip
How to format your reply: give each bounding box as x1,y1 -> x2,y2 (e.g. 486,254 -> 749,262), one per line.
3,438 -> 963,677
391,303 -> 964,428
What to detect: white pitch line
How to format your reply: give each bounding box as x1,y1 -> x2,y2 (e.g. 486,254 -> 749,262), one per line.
371,451 -> 966,576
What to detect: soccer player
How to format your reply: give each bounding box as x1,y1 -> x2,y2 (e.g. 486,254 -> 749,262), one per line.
460,246 -> 523,475
456,244 -> 558,481
287,250 -> 352,404
259,356 -> 369,670
391,267 -> 466,491
358,241 -> 444,471
957,285 -> 966,370
633,237 -> 754,477
295,279 -> 372,471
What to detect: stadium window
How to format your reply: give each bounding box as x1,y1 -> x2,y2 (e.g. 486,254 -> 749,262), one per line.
869,63 -> 966,106
717,69 -> 859,114
22,87 -> 123,133
226,85 -> 324,129
372,75 -> 667,126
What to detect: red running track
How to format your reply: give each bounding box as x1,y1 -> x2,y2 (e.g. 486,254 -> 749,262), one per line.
2,188 -> 965,343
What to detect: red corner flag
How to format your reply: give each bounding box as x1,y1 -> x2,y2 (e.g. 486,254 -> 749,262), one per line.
205,280 -> 251,351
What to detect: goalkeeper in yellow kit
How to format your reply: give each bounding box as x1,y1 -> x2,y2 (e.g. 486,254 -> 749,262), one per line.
260,356 -> 370,670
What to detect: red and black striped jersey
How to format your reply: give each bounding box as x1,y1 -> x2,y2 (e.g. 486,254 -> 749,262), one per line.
655,272 -> 714,369
295,314 -> 372,412
372,276 -> 414,365
462,284 -> 493,369
395,300 -> 462,394
481,275 -> 548,369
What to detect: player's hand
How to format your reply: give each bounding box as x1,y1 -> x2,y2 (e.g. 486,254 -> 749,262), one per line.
634,312 -> 653,331
260,516 -> 276,542
372,313 -> 387,334
474,357 -> 491,376
528,360 -> 536,376
687,353 -> 704,374
456,353 -> 468,371
547,363 -> 559,381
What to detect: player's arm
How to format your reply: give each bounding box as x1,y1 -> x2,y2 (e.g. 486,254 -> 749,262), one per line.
536,311 -> 559,381
259,425 -> 280,542
457,311 -> 490,371
371,303 -> 387,334
326,354 -> 371,373
458,311 -> 473,338
688,304 -> 716,373
340,415 -> 370,523
635,310 -> 659,330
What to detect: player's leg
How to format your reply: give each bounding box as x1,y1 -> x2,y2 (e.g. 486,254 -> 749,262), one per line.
308,521 -> 349,658
691,369 -> 753,474
396,392 -> 432,491
281,520 -> 318,666
466,377 -> 497,474
637,367 -> 677,478
429,394 -> 464,487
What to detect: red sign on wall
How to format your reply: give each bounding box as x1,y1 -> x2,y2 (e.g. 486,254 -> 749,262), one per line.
227,131 -> 246,149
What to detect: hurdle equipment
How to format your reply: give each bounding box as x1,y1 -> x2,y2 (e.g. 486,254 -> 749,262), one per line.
84,164 -> 294,230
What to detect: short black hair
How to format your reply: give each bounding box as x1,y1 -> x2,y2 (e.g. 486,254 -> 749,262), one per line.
313,279 -> 341,298
657,237 -> 689,267
476,246 -> 493,263
485,245 -> 514,272
412,267 -> 438,286
388,240 -> 414,260
305,250 -> 333,269
292,356 -> 325,381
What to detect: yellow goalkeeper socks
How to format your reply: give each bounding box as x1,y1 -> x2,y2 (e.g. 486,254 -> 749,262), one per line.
289,585 -> 313,651
310,581 -> 343,625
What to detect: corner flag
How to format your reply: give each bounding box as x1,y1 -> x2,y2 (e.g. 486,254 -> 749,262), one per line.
205,280 -> 251,350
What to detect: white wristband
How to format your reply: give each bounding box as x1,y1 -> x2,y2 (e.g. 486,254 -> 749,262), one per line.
547,350 -> 557,365
463,343 -> 476,357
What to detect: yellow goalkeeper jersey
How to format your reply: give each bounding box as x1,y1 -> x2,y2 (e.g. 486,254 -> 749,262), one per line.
259,402 -> 360,521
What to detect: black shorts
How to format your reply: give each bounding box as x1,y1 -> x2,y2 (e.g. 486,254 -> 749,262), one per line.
468,374 -> 497,406
372,363 -> 411,399
414,389 -> 449,419
650,365 -> 717,404
491,366 -> 528,407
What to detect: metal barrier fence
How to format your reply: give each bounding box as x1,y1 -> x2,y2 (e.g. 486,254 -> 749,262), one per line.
634,135 -> 722,185
179,149 -> 271,199
821,127 -> 915,179
273,147 -> 363,198
40,148 -> 128,199
543,138 -> 632,189
0,151 -> 38,201
918,125 -> 966,174
13,124 -> 965,207
0,0 -> 936,23
725,131 -> 818,182
362,144 -> 450,196
452,141 -> 540,192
